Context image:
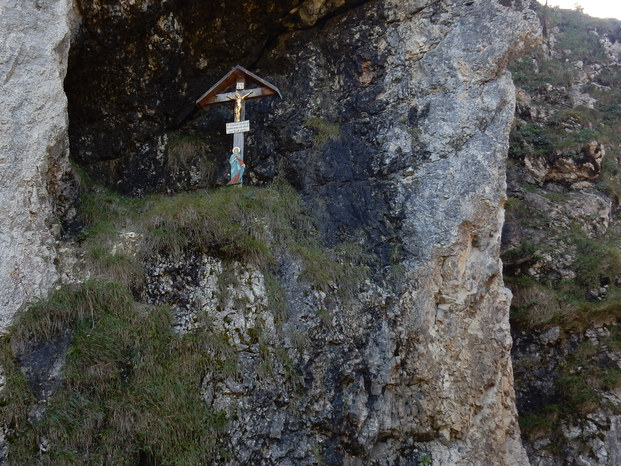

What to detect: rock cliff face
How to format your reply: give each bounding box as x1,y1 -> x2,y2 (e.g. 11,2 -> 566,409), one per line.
1,0 -> 541,463
0,0 -> 77,329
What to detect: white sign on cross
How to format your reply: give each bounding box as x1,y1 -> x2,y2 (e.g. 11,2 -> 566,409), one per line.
226,120 -> 250,134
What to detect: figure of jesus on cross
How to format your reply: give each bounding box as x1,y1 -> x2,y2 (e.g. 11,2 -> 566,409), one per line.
228,90 -> 253,123
195,65 -> 282,186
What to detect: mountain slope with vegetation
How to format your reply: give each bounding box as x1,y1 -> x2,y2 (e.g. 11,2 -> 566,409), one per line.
506,4 -> 621,464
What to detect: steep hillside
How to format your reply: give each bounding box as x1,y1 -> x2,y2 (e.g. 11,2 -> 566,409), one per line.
506,5 -> 621,464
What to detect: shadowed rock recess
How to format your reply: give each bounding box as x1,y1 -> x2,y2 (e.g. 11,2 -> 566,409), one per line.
1,0 -> 541,463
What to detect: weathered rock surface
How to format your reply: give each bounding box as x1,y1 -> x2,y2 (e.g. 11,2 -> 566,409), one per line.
0,0 -> 77,329
524,141 -> 605,184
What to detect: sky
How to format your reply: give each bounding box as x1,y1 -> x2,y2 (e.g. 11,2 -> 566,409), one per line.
537,0 -> 621,20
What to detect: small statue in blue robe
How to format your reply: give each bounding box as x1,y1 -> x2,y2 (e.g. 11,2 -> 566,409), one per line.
228,146 -> 245,185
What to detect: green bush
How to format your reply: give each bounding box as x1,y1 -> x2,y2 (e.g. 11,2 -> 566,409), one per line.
303,116 -> 341,144
518,404 -> 563,443
573,128 -> 599,144
510,55 -> 575,92
573,234 -> 621,291
509,123 -> 554,159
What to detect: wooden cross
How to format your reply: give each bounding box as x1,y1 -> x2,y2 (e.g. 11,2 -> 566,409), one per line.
196,65 -> 282,185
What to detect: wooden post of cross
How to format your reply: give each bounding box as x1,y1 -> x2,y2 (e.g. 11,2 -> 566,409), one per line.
196,65 -> 282,185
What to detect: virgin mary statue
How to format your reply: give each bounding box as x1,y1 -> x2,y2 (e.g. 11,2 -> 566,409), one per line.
228,146 -> 245,185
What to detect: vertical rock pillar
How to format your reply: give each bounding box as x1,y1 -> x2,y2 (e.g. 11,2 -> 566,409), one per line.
0,0 -> 77,329
382,0 -> 541,462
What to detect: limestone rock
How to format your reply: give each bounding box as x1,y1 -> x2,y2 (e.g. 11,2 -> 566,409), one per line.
524,141 -> 605,184
284,0 -> 355,28
178,0 -> 538,462
0,0 -> 77,330
69,0 -> 539,462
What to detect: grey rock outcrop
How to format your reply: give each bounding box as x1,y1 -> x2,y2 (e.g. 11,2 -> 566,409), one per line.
524,141 -> 605,184
362,1 -> 539,461
0,0 -> 77,329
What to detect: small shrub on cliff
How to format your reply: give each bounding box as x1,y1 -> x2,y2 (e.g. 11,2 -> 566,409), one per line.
509,123 -> 554,159
555,339 -> 621,415
294,241 -> 371,299
303,116 -> 341,144
505,275 -> 563,327
573,234 -> 621,292
518,404 -> 563,447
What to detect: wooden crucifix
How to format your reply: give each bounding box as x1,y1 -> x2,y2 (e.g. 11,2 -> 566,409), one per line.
196,65 -> 282,185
